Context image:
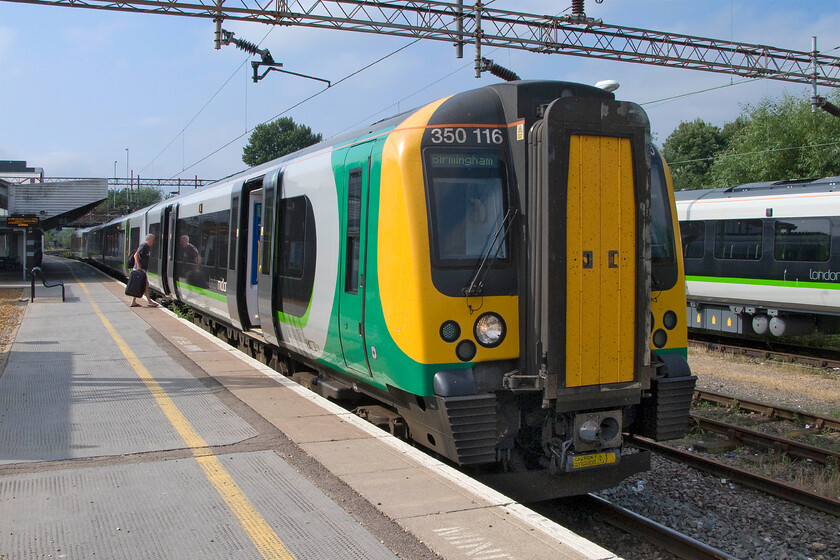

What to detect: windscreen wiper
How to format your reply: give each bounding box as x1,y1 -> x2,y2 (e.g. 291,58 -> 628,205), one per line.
464,208 -> 518,297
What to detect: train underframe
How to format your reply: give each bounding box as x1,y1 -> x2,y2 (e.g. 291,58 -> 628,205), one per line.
186,310 -> 693,502
688,300 -> 840,338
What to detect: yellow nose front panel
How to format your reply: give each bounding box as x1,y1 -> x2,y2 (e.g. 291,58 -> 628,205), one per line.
566,135 -> 636,387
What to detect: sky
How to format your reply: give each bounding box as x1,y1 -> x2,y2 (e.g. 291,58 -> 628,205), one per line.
1,0 -> 839,182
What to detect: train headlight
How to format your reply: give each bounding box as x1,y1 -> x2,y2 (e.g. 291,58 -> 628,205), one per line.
474,313 -> 506,348
652,329 -> 668,348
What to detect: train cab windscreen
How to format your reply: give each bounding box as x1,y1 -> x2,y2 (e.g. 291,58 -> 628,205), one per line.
650,152 -> 678,290
425,150 -> 508,263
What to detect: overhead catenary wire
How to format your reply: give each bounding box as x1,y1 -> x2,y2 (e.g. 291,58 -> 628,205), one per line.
641,78 -> 756,108
140,28 -> 275,176
172,38 -> 422,178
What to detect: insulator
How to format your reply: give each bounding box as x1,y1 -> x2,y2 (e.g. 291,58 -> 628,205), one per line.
233,37 -> 262,56
571,0 -> 585,16
487,62 -> 520,82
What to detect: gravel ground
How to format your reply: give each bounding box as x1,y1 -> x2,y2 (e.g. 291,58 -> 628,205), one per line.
0,288 -> 24,376
545,348 -> 840,560
690,348 -> 840,416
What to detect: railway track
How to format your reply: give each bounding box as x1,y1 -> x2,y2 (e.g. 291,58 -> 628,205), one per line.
694,388 -> 840,431
689,334 -> 840,369
689,414 -> 840,465
624,388 -> 840,518
628,435 -> 840,518
564,494 -> 738,560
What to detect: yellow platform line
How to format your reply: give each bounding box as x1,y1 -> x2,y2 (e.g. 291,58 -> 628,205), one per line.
73,276 -> 294,560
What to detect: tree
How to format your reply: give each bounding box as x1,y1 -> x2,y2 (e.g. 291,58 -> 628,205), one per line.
242,117 -> 323,167
44,228 -> 74,250
661,119 -> 726,191
708,91 -> 840,188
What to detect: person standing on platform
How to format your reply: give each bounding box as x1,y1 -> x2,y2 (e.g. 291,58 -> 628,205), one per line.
130,234 -> 157,308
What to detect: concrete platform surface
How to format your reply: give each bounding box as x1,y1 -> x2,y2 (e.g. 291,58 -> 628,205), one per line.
0,257 -> 620,560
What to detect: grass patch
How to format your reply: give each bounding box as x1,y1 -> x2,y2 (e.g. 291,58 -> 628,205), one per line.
171,302 -> 194,322
754,451 -> 840,500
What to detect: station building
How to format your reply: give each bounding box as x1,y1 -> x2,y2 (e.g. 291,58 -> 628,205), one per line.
0,160 -> 107,278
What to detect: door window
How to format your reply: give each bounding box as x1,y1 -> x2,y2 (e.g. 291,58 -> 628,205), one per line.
345,169 -> 362,294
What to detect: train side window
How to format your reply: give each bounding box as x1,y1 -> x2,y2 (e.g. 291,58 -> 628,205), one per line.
345,169 -> 362,294
228,198 -> 239,270
261,189 -> 274,276
274,195 -> 316,319
148,223 -> 161,275
679,221 -> 705,259
217,214 -> 229,270
200,218 -> 217,268
714,219 -> 763,260
277,196 -> 307,279
774,218 -> 830,262
178,216 -> 201,263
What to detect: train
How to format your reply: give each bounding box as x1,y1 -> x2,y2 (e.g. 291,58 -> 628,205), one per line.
73,80 -> 695,501
676,176 -> 840,338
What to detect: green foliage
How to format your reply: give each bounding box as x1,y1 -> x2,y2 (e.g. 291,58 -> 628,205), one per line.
662,91 -> 840,191
707,91 -> 840,188
662,118 -> 727,190
242,117 -> 323,167
171,301 -> 194,322
93,187 -> 163,216
44,228 -> 75,250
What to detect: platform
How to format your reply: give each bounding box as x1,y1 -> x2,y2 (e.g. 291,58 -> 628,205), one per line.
0,257 -> 619,560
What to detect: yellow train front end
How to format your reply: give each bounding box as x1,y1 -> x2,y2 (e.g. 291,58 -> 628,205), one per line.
367,81 -> 695,500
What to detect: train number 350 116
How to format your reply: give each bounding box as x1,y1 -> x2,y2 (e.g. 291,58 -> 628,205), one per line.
429,127 -> 504,145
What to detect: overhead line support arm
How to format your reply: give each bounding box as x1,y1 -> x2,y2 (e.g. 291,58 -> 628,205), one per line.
2,0 -> 840,87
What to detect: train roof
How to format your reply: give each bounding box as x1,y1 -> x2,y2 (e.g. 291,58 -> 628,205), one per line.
674,176 -> 840,203
675,176 -> 840,221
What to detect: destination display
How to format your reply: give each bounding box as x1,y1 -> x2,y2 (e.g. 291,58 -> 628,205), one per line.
7,215 -> 39,228
428,152 -> 500,170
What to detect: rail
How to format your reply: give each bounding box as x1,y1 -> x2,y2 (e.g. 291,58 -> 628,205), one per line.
568,494 -> 739,560
629,435 -> 840,518
29,267 -> 65,302
694,389 -> 840,432
689,335 -> 840,369
689,414 -> 840,465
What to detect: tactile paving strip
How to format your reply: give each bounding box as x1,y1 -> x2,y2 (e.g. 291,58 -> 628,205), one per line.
0,451 -> 398,560
0,294 -> 257,463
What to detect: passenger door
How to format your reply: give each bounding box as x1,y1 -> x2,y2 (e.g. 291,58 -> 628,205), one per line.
564,134 -> 637,387
245,187 -> 262,328
258,170 -> 281,346
166,205 -> 179,297
338,142 -> 374,376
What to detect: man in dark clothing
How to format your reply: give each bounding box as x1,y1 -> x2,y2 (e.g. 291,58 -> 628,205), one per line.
130,234 -> 157,308
179,235 -> 201,267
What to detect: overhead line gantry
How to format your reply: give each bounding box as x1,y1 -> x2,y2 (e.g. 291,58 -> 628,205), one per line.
3,1 -> 839,89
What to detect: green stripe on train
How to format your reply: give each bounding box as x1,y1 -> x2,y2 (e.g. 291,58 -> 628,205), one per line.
175,280 -> 228,302
276,303 -> 311,329
686,275 -> 840,291
652,347 -> 688,359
